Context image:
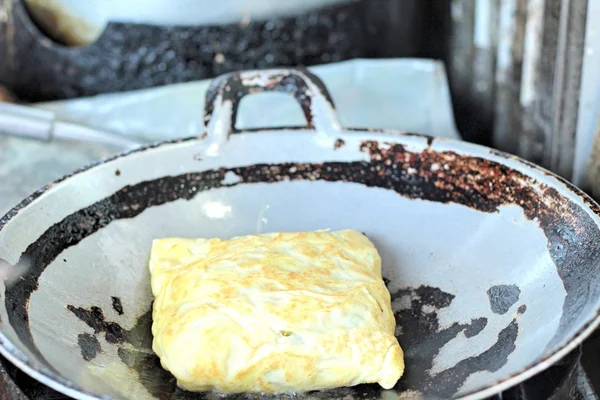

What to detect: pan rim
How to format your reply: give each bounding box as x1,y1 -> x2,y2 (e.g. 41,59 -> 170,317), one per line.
0,128 -> 599,400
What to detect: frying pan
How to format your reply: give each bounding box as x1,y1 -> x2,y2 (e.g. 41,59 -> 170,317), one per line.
0,68 -> 599,400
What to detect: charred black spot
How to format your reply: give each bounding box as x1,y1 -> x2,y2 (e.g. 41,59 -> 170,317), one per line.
426,320 -> 519,396
390,286 -> 514,397
358,141 -> 600,347
413,285 -> 454,308
108,304 -> 178,398
387,285 -> 520,397
518,304 -> 528,314
334,139 -> 346,150
115,170 -> 121,177
77,333 -> 101,362
68,304 -> 153,351
465,318 -> 488,338
65,286 -> 509,398
111,296 -> 124,315
125,306 -> 154,350
487,285 -> 521,315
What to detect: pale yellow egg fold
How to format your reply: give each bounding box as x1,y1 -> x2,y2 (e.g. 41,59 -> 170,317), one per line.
149,229 -> 404,393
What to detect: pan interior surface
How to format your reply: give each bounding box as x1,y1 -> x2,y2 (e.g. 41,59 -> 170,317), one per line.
0,131 -> 599,400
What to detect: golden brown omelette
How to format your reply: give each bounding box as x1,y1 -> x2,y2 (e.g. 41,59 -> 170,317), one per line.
150,229 -> 404,393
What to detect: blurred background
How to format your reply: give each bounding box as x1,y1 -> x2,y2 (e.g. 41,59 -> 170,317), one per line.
0,0 -> 599,399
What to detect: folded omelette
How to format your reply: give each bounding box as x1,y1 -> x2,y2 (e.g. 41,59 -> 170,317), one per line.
150,229 -> 404,393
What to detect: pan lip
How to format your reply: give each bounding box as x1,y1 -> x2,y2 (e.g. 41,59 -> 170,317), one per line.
0,342 -> 104,400
0,128 -> 600,399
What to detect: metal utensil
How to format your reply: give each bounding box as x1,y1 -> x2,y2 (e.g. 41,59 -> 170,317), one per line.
0,103 -> 143,149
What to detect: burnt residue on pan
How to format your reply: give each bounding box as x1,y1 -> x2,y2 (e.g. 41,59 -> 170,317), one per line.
67,305 -> 126,345
387,285 -> 520,397
431,320 -> 519,395
487,285 -> 521,315
111,296 -> 124,315
77,333 -> 101,362
70,285 -> 513,399
391,286 -> 498,397
3,138 -> 600,397
68,303 -> 154,350
518,305 -> 528,315
3,168 -> 227,374
357,141 -> 600,348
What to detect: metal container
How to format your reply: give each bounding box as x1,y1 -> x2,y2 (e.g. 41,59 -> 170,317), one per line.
0,69 -> 599,399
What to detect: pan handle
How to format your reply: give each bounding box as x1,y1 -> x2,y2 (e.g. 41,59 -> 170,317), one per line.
203,68 -> 342,137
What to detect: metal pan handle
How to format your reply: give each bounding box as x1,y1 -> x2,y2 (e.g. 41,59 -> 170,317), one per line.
203,68 -> 342,138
